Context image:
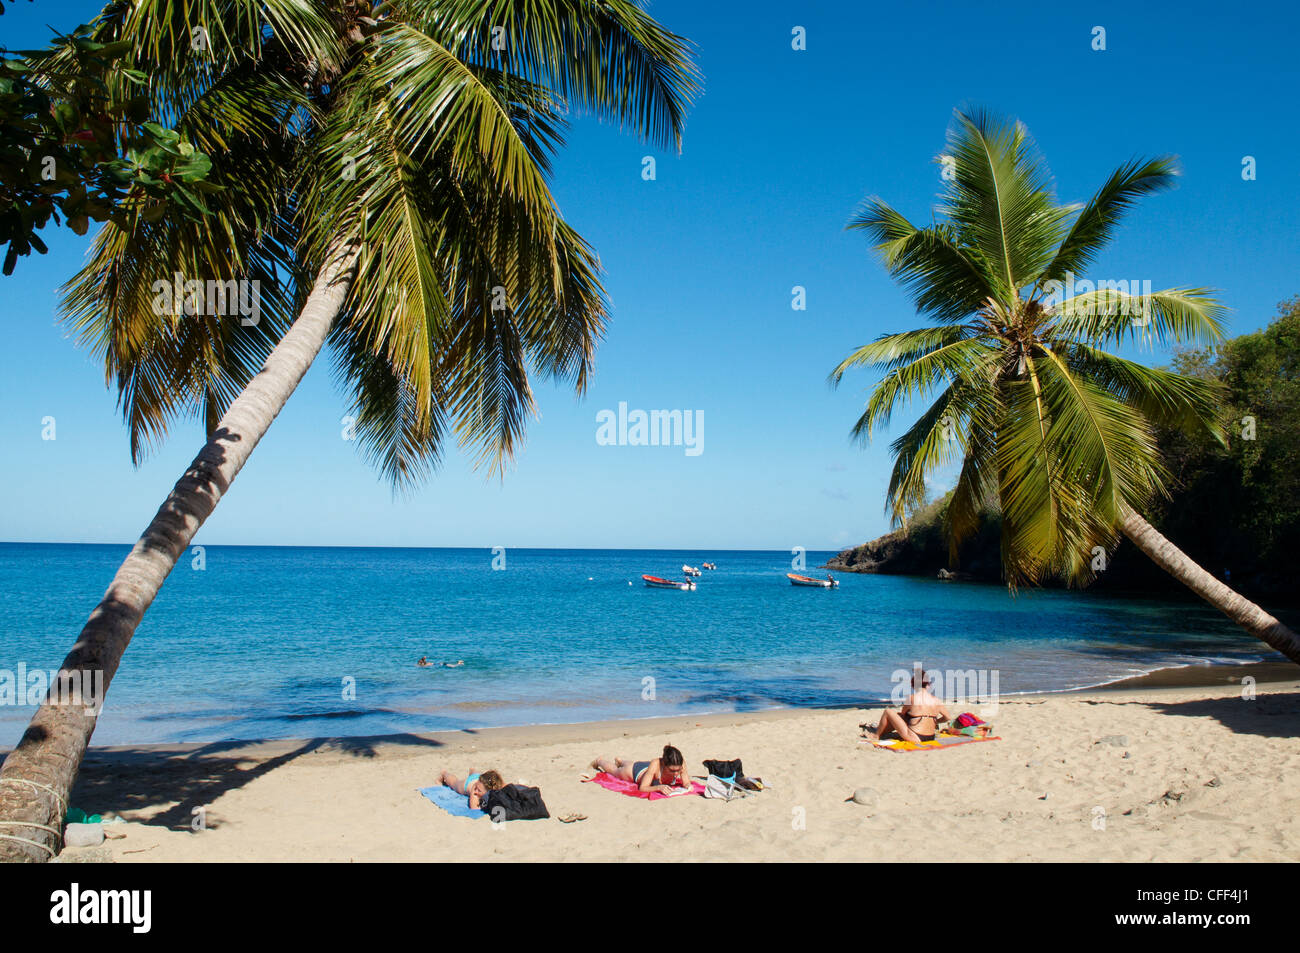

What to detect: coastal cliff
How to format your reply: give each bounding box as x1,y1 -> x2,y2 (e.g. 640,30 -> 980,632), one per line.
823,496 -> 1297,604
823,498 -> 1003,582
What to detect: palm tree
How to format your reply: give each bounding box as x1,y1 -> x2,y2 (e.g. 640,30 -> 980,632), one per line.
830,108 -> 1300,666
0,0 -> 698,861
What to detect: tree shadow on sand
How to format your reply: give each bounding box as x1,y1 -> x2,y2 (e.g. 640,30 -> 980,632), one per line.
1087,690 -> 1300,740
71,731 -> 448,831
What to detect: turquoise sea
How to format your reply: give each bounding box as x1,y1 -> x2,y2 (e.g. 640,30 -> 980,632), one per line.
0,542 -> 1278,746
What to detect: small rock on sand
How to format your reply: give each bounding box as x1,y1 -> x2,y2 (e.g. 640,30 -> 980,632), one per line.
851,787 -> 879,807
63,822 -> 104,848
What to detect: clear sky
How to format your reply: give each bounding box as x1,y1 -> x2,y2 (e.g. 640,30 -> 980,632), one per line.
2,0 -> 1298,550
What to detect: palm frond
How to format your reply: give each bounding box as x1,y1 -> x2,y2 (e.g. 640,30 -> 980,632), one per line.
1036,156 -> 1179,289
412,0 -> 700,151
993,370 -> 1091,585
830,325 -> 974,384
330,312 -> 448,491
1062,342 -> 1227,443
838,334 -> 995,443
946,414 -> 998,558
847,200 -> 995,322
1051,287 -> 1227,349
939,108 -> 1072,300
884,378 -> 987,525
314,27 -> 611,478
59,66 -> 306,461
1039,347 -> 1163,512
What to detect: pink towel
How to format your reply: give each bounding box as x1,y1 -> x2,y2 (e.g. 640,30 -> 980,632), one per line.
583,772 -> 704,800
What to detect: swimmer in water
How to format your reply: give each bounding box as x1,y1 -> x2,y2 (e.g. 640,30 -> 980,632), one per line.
443,660 -> 464,668
416,656 -> 431,667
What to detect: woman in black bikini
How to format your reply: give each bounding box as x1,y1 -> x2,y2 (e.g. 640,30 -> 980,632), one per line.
863,671 -> 951,743
590,745 -> 691,794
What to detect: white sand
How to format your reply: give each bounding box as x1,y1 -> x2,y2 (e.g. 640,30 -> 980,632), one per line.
66,677 -> 1300,862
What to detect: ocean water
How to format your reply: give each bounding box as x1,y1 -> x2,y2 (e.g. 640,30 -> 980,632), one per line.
0,543 -> 1276,746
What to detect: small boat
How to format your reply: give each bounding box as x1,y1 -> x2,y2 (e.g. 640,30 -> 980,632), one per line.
702,562 -> 716,570
682,565 -> 702,576
643,574 -> 696,591
787,573 -> 838,588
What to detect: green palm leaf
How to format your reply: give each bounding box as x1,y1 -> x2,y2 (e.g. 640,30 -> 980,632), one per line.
1037,156 -> 1178,288
846,201 -> 995,323
414,0 -> 701,151
940,108 -> 1071,300
1051,287 -> 1227,349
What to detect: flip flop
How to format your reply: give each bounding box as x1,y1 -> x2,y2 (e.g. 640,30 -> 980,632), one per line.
558,812 -> 587,824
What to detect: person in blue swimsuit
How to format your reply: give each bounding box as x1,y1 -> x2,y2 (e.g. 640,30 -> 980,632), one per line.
439,769 -> 504,810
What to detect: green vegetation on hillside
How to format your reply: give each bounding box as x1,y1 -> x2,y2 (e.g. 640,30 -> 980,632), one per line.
1151,297 -> 1300,595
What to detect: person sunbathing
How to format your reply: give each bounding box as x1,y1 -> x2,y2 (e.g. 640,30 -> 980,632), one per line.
863,671 -> 951,743
591,745 -> 691,795
439,769 -> 504,810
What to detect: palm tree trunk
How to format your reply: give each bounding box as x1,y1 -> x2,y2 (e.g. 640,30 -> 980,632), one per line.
1121,508 -> 1300,665
0,241 -> 359,862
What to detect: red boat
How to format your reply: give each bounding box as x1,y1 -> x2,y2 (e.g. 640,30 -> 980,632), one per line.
787,573 -> 838,588
643,574 -> 696,591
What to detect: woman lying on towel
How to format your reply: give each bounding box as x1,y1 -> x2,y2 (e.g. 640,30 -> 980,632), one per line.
439,769 -> 504,810
862,671 -> 951,743
591,745 -> 691,795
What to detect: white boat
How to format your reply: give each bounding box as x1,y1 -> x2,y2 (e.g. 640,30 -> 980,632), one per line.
644,574 -> 696,591
787,573 -> 838,588
682,565 -> 702,576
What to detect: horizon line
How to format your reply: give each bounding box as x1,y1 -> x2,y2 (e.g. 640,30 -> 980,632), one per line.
0,540 -> 847,553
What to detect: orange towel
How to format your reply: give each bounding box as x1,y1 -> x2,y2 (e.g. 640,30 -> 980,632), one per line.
865,734 -> 1000,753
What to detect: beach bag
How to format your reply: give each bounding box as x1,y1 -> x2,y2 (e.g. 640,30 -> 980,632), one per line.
702,758 -> 750,801
702,758 -> 744,781
951,712 -> 991,738
703,775 -> 747,801
481,784 -> 550,822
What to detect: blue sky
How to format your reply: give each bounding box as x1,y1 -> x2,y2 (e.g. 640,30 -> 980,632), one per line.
2,0 -> 1298,550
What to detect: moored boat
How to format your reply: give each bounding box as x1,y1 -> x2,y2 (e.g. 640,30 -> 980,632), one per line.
702,562 -> 716,570
682,565 -> 702,576
787,573 -> 838,588
644,574 -> 696,591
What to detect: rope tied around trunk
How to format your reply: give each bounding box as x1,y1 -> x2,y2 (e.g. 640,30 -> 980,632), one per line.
0,776 -> 68,817
0,778 -> 71,859
0,823 -> 60,857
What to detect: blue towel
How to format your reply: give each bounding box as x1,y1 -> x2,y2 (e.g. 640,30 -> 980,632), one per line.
418,785 -> 486,819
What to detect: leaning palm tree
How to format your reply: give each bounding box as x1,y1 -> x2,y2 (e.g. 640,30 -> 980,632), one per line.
0,0 -> 698,861
831,108 -> 1300,666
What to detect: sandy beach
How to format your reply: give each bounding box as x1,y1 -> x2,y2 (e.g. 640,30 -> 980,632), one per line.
43,664 -> 1300,862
